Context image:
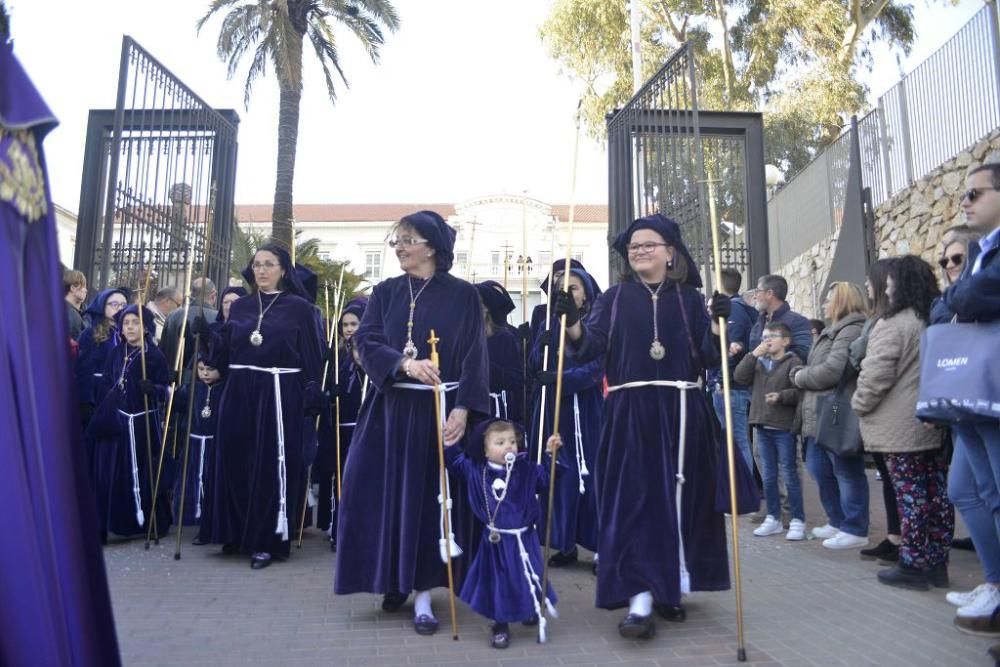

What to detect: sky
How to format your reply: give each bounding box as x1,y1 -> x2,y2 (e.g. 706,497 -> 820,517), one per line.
8,0 -> 989,213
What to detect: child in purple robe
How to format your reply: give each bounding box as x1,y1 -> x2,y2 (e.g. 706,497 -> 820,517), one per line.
445,419 -> 560,648
173,358 -> 225,533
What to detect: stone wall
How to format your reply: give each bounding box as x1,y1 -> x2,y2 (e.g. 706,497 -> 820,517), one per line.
774,128 -> 1000,319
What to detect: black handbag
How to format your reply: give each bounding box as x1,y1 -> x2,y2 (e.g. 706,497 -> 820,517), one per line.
815,371 -> 863,457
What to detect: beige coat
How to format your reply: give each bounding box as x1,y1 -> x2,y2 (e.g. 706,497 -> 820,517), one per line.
792,312 -> 865,438
851,308 -> 942,453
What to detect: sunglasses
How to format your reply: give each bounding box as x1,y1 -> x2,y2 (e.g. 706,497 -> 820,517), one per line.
938,253 -> 965,269
964,187 -> 1000,203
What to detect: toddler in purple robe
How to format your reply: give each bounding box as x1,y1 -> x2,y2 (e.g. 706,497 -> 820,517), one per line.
445,420 -> 561,648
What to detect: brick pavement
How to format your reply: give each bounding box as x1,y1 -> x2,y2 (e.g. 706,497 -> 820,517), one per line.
105,473 -> 996,666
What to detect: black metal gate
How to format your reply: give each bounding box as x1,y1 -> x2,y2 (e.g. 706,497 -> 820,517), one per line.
75,36 -> 239,297
606,43 -> 769,288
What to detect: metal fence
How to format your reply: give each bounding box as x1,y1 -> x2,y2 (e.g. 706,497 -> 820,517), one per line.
75,36 -> 239,296
767,2 -> 1000,269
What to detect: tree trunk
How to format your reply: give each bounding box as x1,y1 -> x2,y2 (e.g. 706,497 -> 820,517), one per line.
271,32 -> 305,253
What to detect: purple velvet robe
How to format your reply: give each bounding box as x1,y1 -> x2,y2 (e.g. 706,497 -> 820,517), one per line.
173,378 -> 223,526
575,280 -> 730,609
0,39 -> 120,665
447,449 -> 556,623
205,291 -> 324,558
485,326 -> 524,425
334,272 -> 489,595
87,340 -> 172,538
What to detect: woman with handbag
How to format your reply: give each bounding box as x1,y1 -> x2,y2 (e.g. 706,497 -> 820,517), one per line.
852,256 -> 952,590
791,282 -> 869,549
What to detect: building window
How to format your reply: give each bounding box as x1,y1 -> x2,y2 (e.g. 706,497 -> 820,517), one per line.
456,251 -> 468,270
572,252 -> 584,264
540,251 -> 552,269
491,251 -> 500,275
319,251 -> 332,261
364,250 -> 382,281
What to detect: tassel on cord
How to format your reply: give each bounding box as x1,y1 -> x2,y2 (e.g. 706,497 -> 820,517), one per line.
572,394 -> 589,494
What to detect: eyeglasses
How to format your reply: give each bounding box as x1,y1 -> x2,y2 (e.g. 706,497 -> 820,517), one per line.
938,253 -> 965,269
105,300 -> 127,310
761,333 -> 784,340
626,242 -> 668,255
963,187 -> 1000,203
388,236 -> 428,248
252,261 -> 280,271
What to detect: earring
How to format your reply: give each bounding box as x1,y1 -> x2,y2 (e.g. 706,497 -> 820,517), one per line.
667,259 -> 674,269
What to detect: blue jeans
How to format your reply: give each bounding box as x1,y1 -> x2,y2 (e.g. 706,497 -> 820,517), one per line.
714,387 -> 752,473
756,428 -> 804,521
804,437 -> 870,537
949,423 -> 1000,583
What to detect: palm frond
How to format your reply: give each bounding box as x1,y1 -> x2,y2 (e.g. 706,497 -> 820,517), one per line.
244,34 -> 275,107
196,0 -> 246,33
270,3 -> 304,89
307,20 -> 346,101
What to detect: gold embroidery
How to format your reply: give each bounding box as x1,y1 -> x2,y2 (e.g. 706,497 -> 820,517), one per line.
0,127 -> 48,223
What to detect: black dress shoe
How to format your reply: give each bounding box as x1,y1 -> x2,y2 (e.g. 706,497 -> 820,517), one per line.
191,535 -> 208,546
413,614 -> 439,636
382,592 -> 408,612
490,622 -> 510,649
250,552 -> 272,570
522,616 -> 538,627
953,537 -> 976,551
221,542 -> 239,555
548,549 -> 578,567
653,603 -> 686,622
618,613 -> 655,639
860,538 -> 898,562
877,564 -> 929,591
928,562 -> 949,588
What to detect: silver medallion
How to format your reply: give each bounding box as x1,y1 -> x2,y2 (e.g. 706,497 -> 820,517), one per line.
403,340 -> 418,359
491,477 -> 507,494
250,330 -> 263,346
201,405 -> 212,419
650,341 -> 665,360
488,530 -> 501,544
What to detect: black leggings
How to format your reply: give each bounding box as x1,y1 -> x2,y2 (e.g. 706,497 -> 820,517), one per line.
872,453 -> 901,536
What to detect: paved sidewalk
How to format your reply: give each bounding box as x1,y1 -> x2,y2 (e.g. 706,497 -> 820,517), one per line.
105,473 -> 996,666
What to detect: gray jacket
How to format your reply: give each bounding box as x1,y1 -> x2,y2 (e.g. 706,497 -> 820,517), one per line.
851,308 -> 942,453
791,311 -> 866,438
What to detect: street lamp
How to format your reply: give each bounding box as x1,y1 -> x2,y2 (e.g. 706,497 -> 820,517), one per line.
765,164 -> 785,198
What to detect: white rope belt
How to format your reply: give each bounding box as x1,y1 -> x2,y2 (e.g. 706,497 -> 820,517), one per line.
489,390 -> 508,420
605,379 -> 699,595
492,526 -> 559,642
572,393 -> 589,494
118,408 -> 153,527
93,372 -> 103,377
190,434 -> 213,519
229,364 -> 301,541
395,381 -> 463,561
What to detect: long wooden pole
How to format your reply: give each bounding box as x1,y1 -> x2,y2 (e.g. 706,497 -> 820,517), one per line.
706,179 -> 747,661
136,261 -> 158,540
428,329 -> 459,641
539,102 -> 583,642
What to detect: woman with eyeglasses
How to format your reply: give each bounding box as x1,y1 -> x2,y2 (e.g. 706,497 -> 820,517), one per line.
555,213 -> 733,640
196,244 -> 324,570
938,226 -> 981,287
335,211 -> 489,637
791,281 -> 869,550
75,288 -> 131,427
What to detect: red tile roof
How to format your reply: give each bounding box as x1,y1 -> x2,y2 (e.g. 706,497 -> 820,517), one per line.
234,203 -> 608,223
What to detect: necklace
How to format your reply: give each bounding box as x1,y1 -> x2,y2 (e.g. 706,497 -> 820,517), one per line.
403,275 -> 433,359
201,384 -> 213,419
640,280 -> 666,360
481,453 -> 516,544
118,346 -> 141,390
250,291 -> 281,346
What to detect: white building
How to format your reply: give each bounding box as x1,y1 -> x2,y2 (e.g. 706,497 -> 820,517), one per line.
235,194 -> 610,324
54,204 -> 78,268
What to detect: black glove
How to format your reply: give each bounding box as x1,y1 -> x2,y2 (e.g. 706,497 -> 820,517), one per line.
709,292 -> 731,320
322,347 -> 336,363
191,315 -> 210,337
552,289 -> 581,327
168,370 -> 179,385
305,404 -> 322,418
536,370 -> 557,386
516,321 -> 531,342
327,384 -> 344,402
139,379 -> 157,397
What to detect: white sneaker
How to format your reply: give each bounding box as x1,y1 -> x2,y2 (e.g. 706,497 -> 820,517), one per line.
811,523 -> 839,539
948,583 -> 996,607
753,516 -> 783,536
957,585 -> 1000,618
822,532 -> 870,550
785,519 -> 806,541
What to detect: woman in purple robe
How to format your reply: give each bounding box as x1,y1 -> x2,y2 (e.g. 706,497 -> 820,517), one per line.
199,244 -> 324,570
335,211 -> 489,636
529,266 -> 604,571
213,285 -> 247,326
75,288 -> 129,425
475,281 -> 524,426
317,296 -> 368,546
86,305 -> 171,540
558,213 -> 732,639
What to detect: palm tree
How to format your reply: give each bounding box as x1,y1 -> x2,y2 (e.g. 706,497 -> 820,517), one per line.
198,0 -> 400,251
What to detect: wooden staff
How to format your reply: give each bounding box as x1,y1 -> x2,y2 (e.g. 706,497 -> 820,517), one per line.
428,329 -> 459,641
706,178 -> 747,662
331,267 -> 346,500
136,261 -> 159,541
534,227 -> 559,465
539,102 -> 583,642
